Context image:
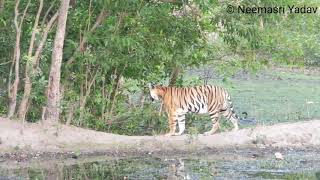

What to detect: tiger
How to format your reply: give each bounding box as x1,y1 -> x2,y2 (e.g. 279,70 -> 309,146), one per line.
149,84 -> 239,136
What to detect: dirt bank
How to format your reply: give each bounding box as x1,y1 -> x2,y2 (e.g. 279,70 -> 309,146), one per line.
1,117 -> 320,155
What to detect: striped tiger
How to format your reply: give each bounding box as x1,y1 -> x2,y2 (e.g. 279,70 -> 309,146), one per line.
149,84 -> 239,136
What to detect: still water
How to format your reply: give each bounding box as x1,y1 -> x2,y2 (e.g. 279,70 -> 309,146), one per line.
1,149 -> 320,179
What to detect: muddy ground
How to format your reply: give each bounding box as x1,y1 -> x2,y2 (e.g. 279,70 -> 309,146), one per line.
1,117 -> 320,164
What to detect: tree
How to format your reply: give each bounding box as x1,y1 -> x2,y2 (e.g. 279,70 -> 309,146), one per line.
17,0 -> 59,122
7,0 -> 30,118
44,0 -> 70,123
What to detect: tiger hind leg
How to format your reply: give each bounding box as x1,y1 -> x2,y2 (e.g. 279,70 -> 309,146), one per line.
222,108 -> 239,131
204,112 -> 220,136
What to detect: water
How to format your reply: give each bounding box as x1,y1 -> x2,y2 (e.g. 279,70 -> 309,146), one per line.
1,149 -> 320,179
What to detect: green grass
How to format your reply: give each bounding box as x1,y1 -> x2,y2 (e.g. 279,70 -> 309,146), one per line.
230,79 -> 320,125
186,69 -> 320,127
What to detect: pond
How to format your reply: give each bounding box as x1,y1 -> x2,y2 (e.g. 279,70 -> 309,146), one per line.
1,149 -> 320,179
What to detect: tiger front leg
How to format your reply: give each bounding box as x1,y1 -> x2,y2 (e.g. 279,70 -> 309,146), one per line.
174,114 -> 186,136
165,111 -> 177,136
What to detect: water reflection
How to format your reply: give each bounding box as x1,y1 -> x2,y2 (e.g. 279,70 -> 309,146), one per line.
0,156 -> 320,179
166,159 -> 191,179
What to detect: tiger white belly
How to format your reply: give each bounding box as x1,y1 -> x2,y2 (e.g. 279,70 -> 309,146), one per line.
198,105 -> 208,114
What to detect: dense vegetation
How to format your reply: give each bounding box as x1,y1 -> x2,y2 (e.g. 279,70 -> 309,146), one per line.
0,0 -> 319,135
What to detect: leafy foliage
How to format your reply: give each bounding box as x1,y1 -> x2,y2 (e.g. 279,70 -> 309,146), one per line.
0,0 -> 319,135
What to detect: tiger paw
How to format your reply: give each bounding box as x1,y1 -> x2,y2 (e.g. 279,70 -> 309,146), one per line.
164,133 -> 174,137
203,131 -> 213,136
174,132 -> 183,136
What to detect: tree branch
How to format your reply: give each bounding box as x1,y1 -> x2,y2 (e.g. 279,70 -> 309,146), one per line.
158,0 -> 181,3
41,2 -> 55,27
34,12 -> 58,67
66,9 -> 109,65
90,9 -> 109,32
18,0 -> 31,29
28,0 -> 43,56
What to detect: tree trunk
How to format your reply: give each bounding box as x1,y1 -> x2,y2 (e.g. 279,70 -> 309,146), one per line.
7,0 -> 30,118
17,0 -> 43,121
109,71 -> 121,104
157,66 -> 180,116
100,76 -> 107,121
44,0 -> 70,123
0,0 -> 4,13
79,69 -> 98,124
107,74 -> 120,117
18,6 -> 58,121
169,66 -> 180,86
65,102 -> 77,125
108,66 -> 126,117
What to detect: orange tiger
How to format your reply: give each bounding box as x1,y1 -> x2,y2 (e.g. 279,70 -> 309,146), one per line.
149,84 -> 239,136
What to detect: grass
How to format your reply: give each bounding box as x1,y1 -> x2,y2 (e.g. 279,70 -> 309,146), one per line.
185,68 -> 320,127
229,78 -> 320,125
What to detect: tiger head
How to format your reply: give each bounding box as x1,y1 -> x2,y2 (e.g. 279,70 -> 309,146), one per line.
148,84 -> 165,102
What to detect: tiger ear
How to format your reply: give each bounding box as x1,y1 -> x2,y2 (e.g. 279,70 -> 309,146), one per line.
148,83 -> 154,89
